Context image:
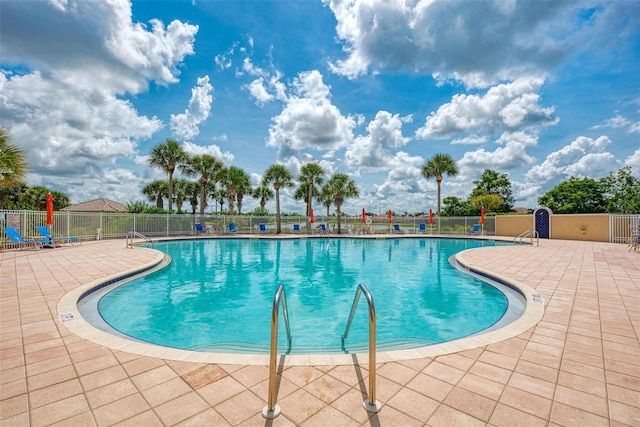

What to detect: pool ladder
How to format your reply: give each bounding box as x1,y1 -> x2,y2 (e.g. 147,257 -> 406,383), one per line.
514,230 -> 539,246
263,283 -> 381,419
125,231 -> 152,248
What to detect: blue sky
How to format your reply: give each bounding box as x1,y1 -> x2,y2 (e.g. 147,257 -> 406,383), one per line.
1,0 -> 638,214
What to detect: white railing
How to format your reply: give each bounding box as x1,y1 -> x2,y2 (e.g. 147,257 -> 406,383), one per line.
609,214 -> 640,244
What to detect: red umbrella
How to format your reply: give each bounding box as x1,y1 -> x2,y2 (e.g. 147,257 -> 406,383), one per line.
387,209 -> 393,224
428,208 -> 433,224
309,208 -> 314,224
480,207 -> 485,225
361,208 -> 366,223
46,193 -> 54,225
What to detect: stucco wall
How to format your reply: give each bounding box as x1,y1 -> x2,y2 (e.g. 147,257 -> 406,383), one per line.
496,213 -> 612,242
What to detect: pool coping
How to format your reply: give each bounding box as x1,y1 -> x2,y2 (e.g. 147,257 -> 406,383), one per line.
57,238 -> 545,366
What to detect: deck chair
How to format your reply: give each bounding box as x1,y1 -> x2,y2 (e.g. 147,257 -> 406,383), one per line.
470,224 -> 481,234
36,226 -> 79,245
259,223 -> 267,233
228,223 -> 237,233
418,223 -> 426,233
3,227 -> 45,250
318,223 -> 327,234
393,224 -> 403,233
194,223 -> 205,233
292,224 -> 300,233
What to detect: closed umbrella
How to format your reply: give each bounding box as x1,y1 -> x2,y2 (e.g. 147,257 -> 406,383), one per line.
480,207 -> 485,224
387,209 -> 393,223
310,208 -> 314,224
46,193 -> 54,225
362,208 -> 366,223
428,208 -> 433,224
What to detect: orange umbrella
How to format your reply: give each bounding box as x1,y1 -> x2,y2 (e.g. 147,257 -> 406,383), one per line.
46,193 -> 54,225
480,207 -> 485,225
428,208 -> 433,224
387,209 -> 393,223
362,208 -> 366,223
309,208 -> 314,224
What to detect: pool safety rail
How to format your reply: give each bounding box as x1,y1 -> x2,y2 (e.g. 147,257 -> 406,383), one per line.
262,284 -> 292,419
125,231 -> 152,248
341,283 -> 382,413
514,230 -> 539,246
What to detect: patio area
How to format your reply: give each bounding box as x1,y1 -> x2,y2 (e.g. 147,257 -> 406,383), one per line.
1,237 -> 638,426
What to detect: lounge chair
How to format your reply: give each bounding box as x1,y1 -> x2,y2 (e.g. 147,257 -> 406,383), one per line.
292,224 -> 300,233
259,223 -> 267,233
418,223 -> 426,233
393,224 -> 403,233
3,227 -> 46,250
195,223 -> 205,233
318,224 -> 327,234
36,226 -> 79,245
470,224 -> 481,234
228,223 -> 237,233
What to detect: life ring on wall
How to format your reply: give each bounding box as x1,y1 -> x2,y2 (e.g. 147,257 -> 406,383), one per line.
365,217 -> 372,225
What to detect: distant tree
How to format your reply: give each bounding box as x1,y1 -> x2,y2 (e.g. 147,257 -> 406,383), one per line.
262,164 -> 294,234
185,181 -> 200,214
148,139 -> 188,213
470,169 -> 515,213
180,154 -> 224,224
252,185 -> 274,211
326,173 -> 360,234
220,166 -> 251,215
317,184 -> 334,217
470,194 -> 503,212
538,177 -> 607,213
421,153 -> 458,232
172,178 -> 194,213
299,162 -> 324,231
126,201 -> 151,213
442,196 -> 473,217
601,166 -> 640,213
0,182 -> 27,210
142,180 -> 168,209
0,128 -> 29,209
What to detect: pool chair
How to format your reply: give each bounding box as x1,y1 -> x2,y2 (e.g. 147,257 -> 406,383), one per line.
3,227 -> 46,250
393,224 -> 403,233
293,224 -> 300,233
228,223 -> 237,233
318,223 -> 327,234
470,224 -> 481,234
36,226 -> 79,245
194,223 -> 206,233
418,223 -> 426,233
259,223 -> 267,233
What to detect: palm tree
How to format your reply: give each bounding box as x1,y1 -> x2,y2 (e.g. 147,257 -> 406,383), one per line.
421,153 -> 459,233
142,180 -> 169,209
172,178 -> 192,213
180,154 -> 224,225
252,185 -> 274,210
262,164 -> 294,234
220,166 -> 252,215
186,181 -> 200,215
0,128 -> 29,209
317,184 -> 334,217
299,163 -> 324,231
148,139 -> 188,213
326,173 -> 360,234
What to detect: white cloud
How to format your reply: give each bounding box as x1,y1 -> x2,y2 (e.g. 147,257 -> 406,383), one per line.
451,134 -> 488,145
182,141 -> 234,164
624,149 -> 640,176
267,70 -> 357,159
525,135 -> 616,184
323,0 -> 625,87
170,75 -> 214,141
458,131 -> 538,172
415,77 -> 557,139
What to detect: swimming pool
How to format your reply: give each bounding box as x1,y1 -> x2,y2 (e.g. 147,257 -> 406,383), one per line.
86,238 -> 522,355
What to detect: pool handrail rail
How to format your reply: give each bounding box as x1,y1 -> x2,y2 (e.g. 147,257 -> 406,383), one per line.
514,230 -> 539,246
262,284 -> 292,419
126,231 -> 152,248
341,283 -> 382,413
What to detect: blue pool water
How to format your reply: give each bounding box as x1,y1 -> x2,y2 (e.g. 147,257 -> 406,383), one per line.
97,238 -> 511,354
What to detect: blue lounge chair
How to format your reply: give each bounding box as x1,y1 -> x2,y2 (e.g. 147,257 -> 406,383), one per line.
293,224 -> 300,233
228,223 -> 237,233
418,223 -> 426,233
318,224 -> 327,234
3,227 -> 45,250
259,223 -> 267,233
195,223 -> 205,233
393,224 -> 403,233
470,224 -> 481,234
37,226 -> 79,245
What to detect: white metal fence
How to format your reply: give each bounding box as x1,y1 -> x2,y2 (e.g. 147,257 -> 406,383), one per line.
609,214 -> 640,244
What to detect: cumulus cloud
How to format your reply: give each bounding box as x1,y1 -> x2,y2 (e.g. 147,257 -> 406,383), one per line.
323,0 -> 632,87
525,135 -> 616,184
267,70 -> 357,159
170,76 -> 214,141
624,149 -> 640,176
458,131 -> 538,172
591,113 -> 640,134
415,78 -> 557,139
182,141 -> 235,164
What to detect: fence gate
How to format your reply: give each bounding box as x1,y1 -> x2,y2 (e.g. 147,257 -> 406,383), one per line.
534,207 -> 552,239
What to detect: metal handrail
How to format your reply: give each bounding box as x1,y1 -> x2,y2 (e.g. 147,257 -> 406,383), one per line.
126,231 -> 152,248
341,283 -> 382,413
514,230 -> 539,246
262,284 -> 292,419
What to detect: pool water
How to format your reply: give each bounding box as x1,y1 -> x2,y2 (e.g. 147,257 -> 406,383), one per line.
97,238 -> 510,354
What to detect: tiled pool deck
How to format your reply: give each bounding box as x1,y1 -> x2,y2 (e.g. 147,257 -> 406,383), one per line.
1,237 -> 638,426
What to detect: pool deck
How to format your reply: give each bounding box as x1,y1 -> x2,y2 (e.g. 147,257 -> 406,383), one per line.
1,237 -> 638,426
